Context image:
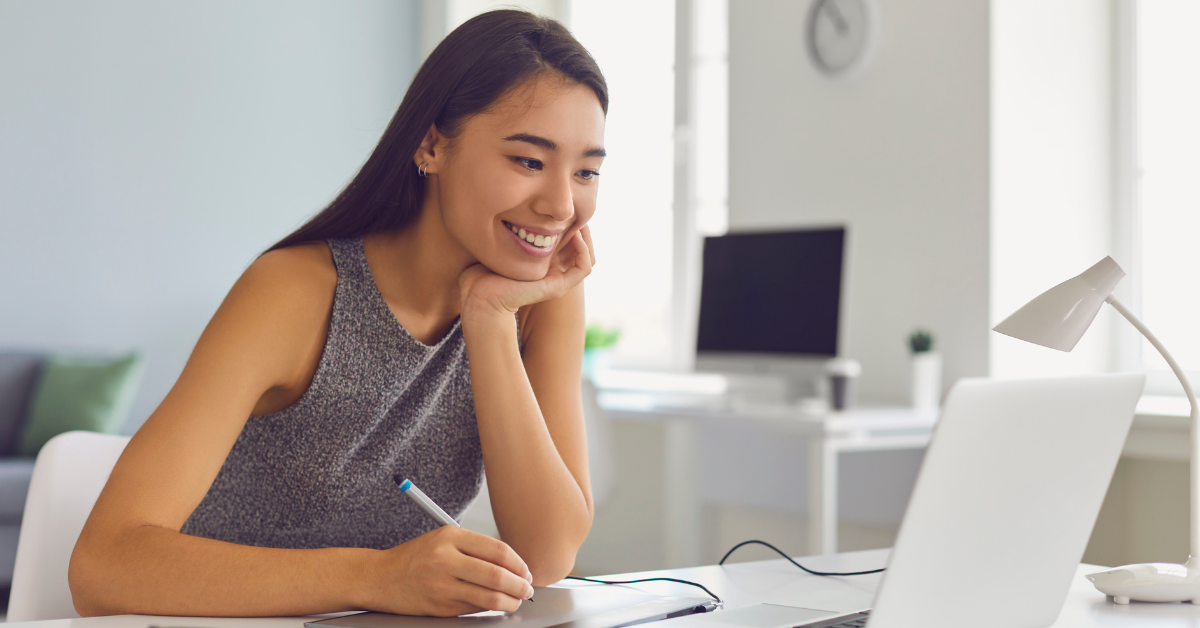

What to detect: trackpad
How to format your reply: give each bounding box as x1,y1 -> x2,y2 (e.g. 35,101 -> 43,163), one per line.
664,604 -> 838,628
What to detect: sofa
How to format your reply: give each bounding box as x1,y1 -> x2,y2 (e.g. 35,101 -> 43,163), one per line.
0,352 -> 43,590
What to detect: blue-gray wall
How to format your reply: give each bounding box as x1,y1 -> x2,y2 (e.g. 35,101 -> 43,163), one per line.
0,0 -> 421,430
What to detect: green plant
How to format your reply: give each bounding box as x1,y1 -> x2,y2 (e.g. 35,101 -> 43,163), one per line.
909,329 -> 934,354
584,324 -> 621,350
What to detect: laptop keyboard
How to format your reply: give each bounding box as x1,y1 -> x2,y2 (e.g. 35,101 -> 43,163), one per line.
801,611 -> 869,628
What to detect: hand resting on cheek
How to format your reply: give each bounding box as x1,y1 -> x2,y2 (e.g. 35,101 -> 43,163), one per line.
458,225 -> 596,319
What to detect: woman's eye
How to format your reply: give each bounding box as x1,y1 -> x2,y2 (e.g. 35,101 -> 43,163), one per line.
514,157 -> 543,171
577,170 -> 601,181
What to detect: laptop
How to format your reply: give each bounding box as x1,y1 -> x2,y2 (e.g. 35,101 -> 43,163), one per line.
657,373 -> 1145,628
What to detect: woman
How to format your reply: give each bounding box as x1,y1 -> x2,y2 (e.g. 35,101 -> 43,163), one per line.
69,10 -> 606,618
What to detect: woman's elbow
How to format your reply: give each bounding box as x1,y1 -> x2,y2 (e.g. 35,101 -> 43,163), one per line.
68,538 -> 121,617
528,525 -> 590,585
529,552 -> 577,587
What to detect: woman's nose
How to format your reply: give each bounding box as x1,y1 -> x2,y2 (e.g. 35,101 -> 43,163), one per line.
532,173 -> 575,222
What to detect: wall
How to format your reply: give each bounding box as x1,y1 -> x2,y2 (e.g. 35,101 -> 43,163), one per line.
0,0 -> 421,430
728,0 -> 992,405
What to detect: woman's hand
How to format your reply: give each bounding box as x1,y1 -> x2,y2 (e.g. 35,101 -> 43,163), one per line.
459,226 -> 595,321
364,526 -> 534,616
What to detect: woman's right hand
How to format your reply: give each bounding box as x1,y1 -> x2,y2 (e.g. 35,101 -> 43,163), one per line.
366,526 -> 535,616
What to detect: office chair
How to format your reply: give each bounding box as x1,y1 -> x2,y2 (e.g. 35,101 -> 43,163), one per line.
7,431 -> 130,622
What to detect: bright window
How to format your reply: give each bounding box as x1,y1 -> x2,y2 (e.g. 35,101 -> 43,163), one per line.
1135,0 -> 1200,376
568,0 -> 677,368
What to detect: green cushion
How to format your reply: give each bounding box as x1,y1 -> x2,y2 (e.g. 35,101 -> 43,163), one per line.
18,353 -> 144,456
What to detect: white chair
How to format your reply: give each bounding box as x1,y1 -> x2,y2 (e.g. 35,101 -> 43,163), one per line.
7,431 -> 130,622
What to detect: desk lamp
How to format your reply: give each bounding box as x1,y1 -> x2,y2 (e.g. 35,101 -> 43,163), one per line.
993,256 -> 1200,604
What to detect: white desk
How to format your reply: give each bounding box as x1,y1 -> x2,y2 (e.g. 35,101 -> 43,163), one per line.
11,549 -> 1200,628
596,392 -> 938,563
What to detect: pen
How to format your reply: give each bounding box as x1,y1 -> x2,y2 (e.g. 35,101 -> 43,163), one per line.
394,476 -> 459,527
393,476 -> 533,602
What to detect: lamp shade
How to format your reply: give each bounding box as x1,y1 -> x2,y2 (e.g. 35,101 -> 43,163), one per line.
992,256 -> 1125,352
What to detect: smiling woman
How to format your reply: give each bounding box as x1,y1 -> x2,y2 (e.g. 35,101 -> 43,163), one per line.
68,10 -> 607,619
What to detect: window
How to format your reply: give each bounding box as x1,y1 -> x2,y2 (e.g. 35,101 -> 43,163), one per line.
1130,0 -> 1200,390
568,1 -> 678,368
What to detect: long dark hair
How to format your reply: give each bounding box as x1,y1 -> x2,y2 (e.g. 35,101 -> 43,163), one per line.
268,10 -> 608,252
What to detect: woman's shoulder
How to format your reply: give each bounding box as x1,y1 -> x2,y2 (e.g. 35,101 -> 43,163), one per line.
244,241 -> 338,300
203,242 -> 338,398
222,242 -> 339,339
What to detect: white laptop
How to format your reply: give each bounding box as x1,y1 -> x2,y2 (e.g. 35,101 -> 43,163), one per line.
658,373 -> 1145,628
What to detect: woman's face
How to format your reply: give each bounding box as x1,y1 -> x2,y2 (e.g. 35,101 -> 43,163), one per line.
429,74 -> 606,282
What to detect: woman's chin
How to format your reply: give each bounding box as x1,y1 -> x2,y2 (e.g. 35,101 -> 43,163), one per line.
484,259 -> 549,283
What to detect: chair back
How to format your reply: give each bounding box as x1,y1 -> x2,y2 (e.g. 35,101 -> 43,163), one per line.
8,431 -> 130,622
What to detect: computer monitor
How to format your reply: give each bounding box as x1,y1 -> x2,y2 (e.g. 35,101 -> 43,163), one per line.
694,227 -> 845,397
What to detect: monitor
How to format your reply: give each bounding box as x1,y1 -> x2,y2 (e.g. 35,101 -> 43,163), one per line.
696,227 -> 845,358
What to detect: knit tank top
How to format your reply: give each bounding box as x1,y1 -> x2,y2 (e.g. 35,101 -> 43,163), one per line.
181,237 -> 484,550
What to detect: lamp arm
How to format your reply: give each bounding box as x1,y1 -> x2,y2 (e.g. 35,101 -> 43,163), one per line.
1105,295 -> 1200,559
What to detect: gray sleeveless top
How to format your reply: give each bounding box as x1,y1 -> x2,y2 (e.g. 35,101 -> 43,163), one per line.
181,237 -> 485,550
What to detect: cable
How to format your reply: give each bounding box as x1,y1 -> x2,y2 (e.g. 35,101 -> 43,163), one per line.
718,540 -> 885,576
565,576 -> 723,605
565,539 -> 882,606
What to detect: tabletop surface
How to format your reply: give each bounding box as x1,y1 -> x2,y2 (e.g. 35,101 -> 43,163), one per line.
9,549 -> 1200,628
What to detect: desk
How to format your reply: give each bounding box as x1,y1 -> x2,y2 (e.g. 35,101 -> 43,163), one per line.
10,550 -> 1199,628
596,392 -> 938,564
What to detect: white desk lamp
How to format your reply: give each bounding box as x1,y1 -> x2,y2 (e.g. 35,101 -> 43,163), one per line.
993,256 -> 1200,604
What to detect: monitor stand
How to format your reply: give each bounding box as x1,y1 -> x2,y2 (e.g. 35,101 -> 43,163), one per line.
694,353 -> 831,404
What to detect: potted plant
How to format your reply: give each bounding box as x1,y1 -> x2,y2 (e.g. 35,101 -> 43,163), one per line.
909,329 -> 942,410
583,323 -> 620,380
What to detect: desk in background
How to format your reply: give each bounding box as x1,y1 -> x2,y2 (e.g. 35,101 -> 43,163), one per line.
596,388 -> 938,565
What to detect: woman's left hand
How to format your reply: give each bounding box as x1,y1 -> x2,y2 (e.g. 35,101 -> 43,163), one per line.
458,226 -> 595,321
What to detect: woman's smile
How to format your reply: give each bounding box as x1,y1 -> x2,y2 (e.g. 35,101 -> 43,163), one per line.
501,220 -> 560,258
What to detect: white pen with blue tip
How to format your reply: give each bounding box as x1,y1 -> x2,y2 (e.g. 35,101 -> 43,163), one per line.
393,476 -> 534,602
394,476 -> 458,527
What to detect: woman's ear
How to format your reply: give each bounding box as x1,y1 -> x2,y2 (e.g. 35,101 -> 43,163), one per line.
413,124 -> 447,175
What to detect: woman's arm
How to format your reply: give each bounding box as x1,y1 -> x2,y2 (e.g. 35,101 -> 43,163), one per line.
70,244 -> 534,617
459,231 -> 595,584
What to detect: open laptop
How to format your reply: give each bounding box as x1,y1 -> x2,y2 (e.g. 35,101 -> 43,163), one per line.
658,373 -> 1145,628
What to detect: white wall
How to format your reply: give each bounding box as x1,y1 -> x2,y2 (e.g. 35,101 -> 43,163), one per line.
0,0 -> 421,430
728,0 -> 991,405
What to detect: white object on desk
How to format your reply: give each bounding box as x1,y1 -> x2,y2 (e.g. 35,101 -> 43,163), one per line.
9,431 -> 131,623
868,374 -> 1142,628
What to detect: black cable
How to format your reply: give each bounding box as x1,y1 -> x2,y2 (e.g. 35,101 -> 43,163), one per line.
565,575 -> 723,605
718,540 -> 885,576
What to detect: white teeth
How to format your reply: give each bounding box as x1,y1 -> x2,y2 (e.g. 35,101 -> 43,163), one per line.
508,223 -> 555,248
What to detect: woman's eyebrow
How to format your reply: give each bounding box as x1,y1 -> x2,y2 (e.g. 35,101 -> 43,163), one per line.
503,133 -> 606,158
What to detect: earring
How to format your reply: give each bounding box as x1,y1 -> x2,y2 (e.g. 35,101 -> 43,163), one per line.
418,162 -> 428,177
